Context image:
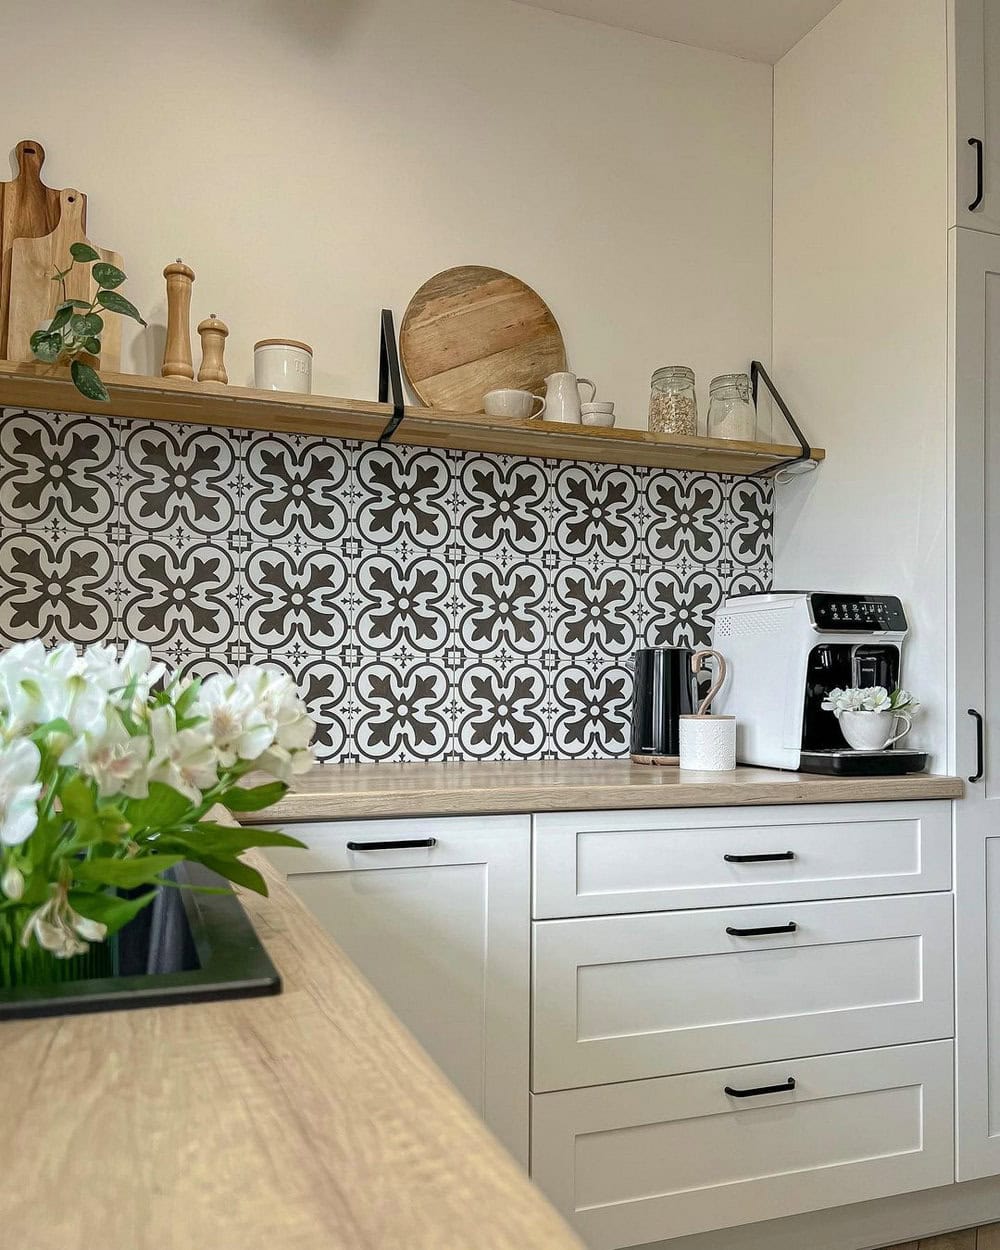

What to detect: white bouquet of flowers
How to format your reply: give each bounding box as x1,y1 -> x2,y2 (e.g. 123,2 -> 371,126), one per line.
820,687 -> 919,717
0,640 -> 314,976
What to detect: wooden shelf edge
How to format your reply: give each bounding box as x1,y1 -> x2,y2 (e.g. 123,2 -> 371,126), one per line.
0,361 -> 825,476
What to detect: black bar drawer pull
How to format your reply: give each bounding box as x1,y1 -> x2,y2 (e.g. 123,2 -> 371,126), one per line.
969,708 -> 985,783
346,837 -> 437,851
725,1077 -> 796,1099
970,137 -> 985,211
726,922 -> 797,937
723,851 -> 795,863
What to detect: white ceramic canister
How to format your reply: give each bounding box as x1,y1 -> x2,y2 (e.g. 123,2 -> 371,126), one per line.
679,714 -> 737,771
254,338 -> 313,394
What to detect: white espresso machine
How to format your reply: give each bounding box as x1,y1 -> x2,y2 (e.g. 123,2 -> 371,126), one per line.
711,591 -> 927,775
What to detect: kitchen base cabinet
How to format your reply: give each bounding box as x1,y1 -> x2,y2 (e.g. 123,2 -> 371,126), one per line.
530,1042 -> 955,1250
266,815 -> 529,1166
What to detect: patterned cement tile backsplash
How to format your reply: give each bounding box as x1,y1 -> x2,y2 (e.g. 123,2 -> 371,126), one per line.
0,407 -> 773,763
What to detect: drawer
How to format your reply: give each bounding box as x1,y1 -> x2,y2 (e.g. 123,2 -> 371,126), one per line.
533,801 -> 952,917
531,892 -> 953,1091
530,1040 -> 954,1249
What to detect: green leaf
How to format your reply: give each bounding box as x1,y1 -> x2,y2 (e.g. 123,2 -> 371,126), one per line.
59,774 -> 97,822
69,241 -> 100,262
84,337 -> 102,356
70,360 -> 109,402
70,312 -> 103,337
57,298 -> 93,310
194,854 -> 269,896
221,781 -> 289,813
91,261 -> 126,290
49,305 -> 73,333
31,333 -> 62,363
73,854 -> 183,888
96,289 -> 147,326
123,781 -> 194,830
70,887 -> 158,936
158,822 -> 306,856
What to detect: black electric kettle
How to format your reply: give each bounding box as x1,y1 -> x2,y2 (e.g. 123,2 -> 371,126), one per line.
629,647 -> 722,764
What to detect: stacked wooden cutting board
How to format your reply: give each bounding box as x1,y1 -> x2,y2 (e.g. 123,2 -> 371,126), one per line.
0,138 -> 123,368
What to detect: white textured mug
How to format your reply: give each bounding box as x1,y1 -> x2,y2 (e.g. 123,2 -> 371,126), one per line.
483,388 -> 545,419
254,338 -> 312,393
679,715 -> 737,771
838,709 -> 912,751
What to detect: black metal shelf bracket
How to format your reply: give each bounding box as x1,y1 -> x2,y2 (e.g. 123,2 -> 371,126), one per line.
749,360 -> 815,479
377,308 -> 405,445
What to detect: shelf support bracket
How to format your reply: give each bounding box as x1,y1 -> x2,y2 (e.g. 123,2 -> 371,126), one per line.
377,309 -> 405,446
749,360 -> 815,478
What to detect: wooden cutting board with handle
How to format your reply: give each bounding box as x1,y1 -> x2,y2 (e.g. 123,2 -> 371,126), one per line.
400,265 -> 566,412
7,186 -> 122,369
0,139 -> 87,358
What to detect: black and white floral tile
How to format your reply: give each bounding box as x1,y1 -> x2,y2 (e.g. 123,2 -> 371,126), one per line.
0,407 -> 773,763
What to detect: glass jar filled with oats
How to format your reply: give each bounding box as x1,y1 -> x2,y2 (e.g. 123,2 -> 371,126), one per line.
649,366 -> 698,435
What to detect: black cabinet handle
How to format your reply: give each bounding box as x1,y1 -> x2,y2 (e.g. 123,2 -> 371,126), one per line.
725,922 -> 797,937
969,708 -> 985,783
970,137 -> 985,211
346,837 -> 437,851
724,851 -> 795,863
725,1077 -> 796,1099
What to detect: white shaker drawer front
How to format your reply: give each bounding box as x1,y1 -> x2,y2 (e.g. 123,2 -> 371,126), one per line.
533,801 -> 952,918
531,893 -> 953,1092
530,1041 -> 954,1250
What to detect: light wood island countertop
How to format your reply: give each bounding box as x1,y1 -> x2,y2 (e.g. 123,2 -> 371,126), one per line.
0,849 -> 584,1250
248,759 -> 964,824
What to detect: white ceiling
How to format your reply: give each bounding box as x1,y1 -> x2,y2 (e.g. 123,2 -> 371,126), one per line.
507,0 -> 843,63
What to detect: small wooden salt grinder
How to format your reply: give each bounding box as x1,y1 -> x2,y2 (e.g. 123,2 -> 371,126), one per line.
162,259 -> 195,379
197,313 -> 229,384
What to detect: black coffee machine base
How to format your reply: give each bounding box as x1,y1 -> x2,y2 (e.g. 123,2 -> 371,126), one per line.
797,748 -> 929,776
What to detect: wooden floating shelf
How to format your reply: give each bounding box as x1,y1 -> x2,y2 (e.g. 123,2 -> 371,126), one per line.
0,361 -> 825,476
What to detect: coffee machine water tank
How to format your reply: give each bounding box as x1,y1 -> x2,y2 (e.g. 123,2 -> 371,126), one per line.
711,592 -> 927,776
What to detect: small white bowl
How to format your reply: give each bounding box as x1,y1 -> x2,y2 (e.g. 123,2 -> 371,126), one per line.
582,411 -> 615,427
581,401 -> 615,414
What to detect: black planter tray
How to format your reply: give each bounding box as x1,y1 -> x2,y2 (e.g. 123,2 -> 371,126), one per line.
0,861 -> 281,1021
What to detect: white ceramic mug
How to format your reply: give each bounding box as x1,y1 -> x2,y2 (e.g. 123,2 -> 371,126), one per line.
679,715 -> 737,771
838,709 -> 913,751
542,371 -> 597,424
254,338 -> 312,393
483,388 -> 545,419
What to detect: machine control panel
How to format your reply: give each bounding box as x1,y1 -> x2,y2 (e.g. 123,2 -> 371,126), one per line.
809,593 -> 907,632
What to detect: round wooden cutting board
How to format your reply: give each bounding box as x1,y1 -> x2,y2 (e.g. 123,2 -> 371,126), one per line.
400,265 -> 567,413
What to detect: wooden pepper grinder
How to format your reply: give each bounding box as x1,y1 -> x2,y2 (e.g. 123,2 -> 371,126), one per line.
162,259 -> 195,378
197,313 -> 229,384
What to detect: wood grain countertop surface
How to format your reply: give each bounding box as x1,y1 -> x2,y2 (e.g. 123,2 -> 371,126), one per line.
0,848 -> 584,1250
246,759 -> 965,824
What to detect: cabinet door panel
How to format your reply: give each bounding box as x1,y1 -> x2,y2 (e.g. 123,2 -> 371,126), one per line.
530,1042 -> 954,1249
268,815 -> 530,1165
951,0 -> 1000,231
532,894 -> 953,1091
952,226 -> 1000,1180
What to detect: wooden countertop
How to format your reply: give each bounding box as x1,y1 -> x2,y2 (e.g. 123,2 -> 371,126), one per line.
0,850 -> 583,1250
248,760 -> 964,823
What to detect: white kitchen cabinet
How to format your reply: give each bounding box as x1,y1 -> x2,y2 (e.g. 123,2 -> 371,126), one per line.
950,225 -> 1000,1181
531,1041 -> 954,1250
951,0 -> 1000,231
533,802 -> 952,918
266,815 -> 530,1166
532,893 -> 953,1092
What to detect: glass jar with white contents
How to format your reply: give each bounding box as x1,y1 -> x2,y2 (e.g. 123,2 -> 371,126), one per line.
707,373 -> 756,441
648,366 -> 698,435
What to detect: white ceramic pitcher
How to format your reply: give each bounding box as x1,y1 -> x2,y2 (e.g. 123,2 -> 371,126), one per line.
539,371 -> 596,424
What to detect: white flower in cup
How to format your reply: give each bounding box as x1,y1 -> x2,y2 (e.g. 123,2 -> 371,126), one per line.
147,706 -> 218,804
0,738 -> 42,847
861,686 -> 892,713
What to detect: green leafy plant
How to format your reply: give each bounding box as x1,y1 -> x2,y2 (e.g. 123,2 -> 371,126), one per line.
29,242 -> 147,403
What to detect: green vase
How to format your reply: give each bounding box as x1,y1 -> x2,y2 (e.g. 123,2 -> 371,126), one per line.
0,910 -> 114,990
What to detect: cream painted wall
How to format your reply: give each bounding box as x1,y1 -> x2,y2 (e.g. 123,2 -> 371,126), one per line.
0,0 -> 773,425
771,0 -> 949,761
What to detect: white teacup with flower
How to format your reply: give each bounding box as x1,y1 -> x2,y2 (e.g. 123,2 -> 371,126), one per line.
821,686 -> 919,751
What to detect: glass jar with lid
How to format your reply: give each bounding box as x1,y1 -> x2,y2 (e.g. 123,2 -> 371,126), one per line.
706,373 -> 756,441
648,366 -> 698,435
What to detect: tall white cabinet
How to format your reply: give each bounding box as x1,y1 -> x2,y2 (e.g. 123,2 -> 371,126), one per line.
951,0 -> 1000,231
